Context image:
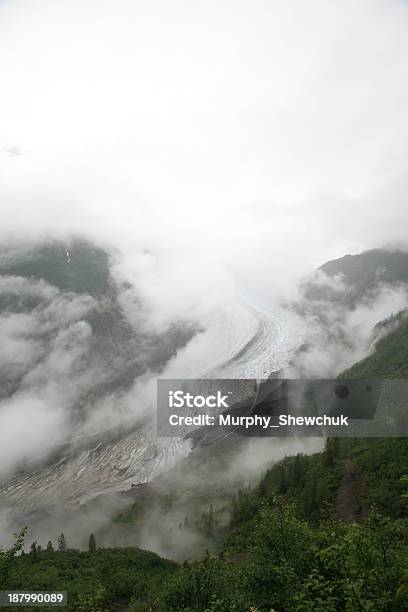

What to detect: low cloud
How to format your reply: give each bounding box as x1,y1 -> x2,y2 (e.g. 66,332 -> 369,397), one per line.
287,280 -> 408,378
1,0 -> 408,548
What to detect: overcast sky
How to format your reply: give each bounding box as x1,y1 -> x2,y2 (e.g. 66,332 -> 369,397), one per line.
2,0 -> 408,524
1,0 -> 408,300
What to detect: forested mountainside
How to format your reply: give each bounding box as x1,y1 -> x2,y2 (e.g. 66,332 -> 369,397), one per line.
0,239 -> 194,484
2,295 -> 408,611
0,239 -> 194,387
0,240 -> 111,297
302,247 -> 408,307
320,248 -> 408,291
342,311 -> 408,378
287,247 -> 408,378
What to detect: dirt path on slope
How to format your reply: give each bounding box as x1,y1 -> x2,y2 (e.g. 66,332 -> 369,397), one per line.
335,459 -> 367,522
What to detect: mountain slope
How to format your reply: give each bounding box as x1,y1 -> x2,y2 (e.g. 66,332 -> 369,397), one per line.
0,239 -> 196,511
302,247 -> 408,307
320,248 -> 408,288
342,312 -> 408,378
0,240 -> 111,297
2,246 -> 408,611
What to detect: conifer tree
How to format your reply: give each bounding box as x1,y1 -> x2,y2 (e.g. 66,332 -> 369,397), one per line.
88,533 -> 96,553
57,533 -> 67,552
324,438 -> 339,467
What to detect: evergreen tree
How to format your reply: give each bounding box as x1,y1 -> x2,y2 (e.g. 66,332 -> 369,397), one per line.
302,472 -> 319,519
257,478 -> 268,497
277,466 -> 288,494
57,533 -> 67,552
46,540 -> 54,552
0,528 -> 27,589
88,533 -> 96,553
368,443 -> 378,473
292,454 -> 305,486
324,437 -> 339,467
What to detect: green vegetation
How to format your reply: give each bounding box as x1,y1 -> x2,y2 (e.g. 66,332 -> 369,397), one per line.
319,248 -> 408,289
1,543 -> 177,611
302,248 -> 408,306
0,528 -> 27,591
1,252 -> 408,610
343,313 -> 408,378
0,240 -> 111,297
147,432 -> 408,611
2,439 -> 407,605
158,504 -> 407,612
2,433 -> 406,611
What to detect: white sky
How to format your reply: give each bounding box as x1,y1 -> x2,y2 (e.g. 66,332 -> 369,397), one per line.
1,0 -> 408,498
1,0 -> 408,299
